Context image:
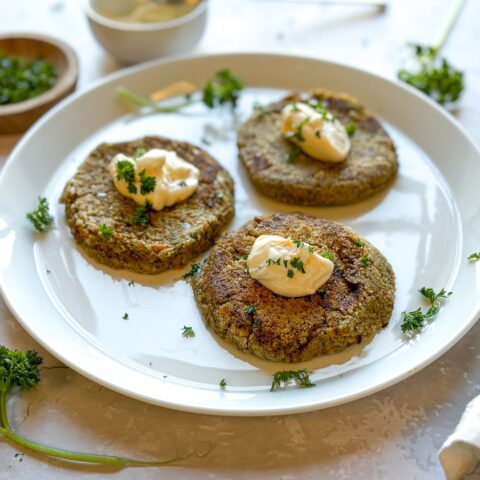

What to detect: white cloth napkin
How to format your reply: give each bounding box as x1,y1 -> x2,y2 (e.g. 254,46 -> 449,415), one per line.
439,395 -> 480,479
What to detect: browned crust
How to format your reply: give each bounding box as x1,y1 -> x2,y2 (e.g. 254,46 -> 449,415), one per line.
237,89 -> 398,206
60,136 -> 234,274
192,213 -> 395,362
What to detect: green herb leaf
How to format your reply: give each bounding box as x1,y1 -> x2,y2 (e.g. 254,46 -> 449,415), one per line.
468,252 -> 480,262
128,280 -> 135,287
99,223 -> 113,240
355,239 -> 365,247
321,252 -> 335,262
122,313 -> 129,321
285,146 -> 301,164
116,160 -> 137,194
360,255 -> 370,266
266,258 -> 281,266
270,369 -> 315,391
134,147 -> 146,159
345,123 -> 357,137
290,257 -> 306,273
181,326 -> 195,338
202,69 -> 244,109
131,201 -> 152,227
219,378 -> 227,389
182,263 -> 201,280
26,197 -> 54,233
138,169 -> 156,195
285,116 -> 310,143
244,305 -> 257,315
287,269 -> 294,279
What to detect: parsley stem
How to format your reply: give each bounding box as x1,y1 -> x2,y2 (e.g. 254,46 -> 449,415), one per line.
431,0 -> 466,51
116,86 -> 197,113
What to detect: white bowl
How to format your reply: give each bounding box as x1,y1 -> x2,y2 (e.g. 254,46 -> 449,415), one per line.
85,0 -> 208,65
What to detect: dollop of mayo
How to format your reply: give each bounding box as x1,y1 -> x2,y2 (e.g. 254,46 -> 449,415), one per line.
108,149 -> 199,211
246,235 -> 334,297
281,102 -> 350,162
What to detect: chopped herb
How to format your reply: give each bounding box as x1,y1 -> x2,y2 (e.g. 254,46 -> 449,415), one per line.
401,287 -> 452,333
128,280 -> 135,286
122,313 -> 129,320
283,259 -> 288,268
99,223 -> 113,240
309,100 -> 335,121
285,116 -> 310,143
290,257 -> 306,273
285,146 -> 301,164
287,269 -> 294,279
360,255 -> 370,266
219,378 -> 227,389
202,69 -> 244,109
116,160 -> 137,194
244,305 -> 257,315
468,252 -> 480,262
270,369 -> 315,391
131,201 -> 152,227
242,255 -> 249,261
138,169 -> 156,195
253,103 -> 269,117
291,101 -> 300,112
317,288 -> 327,298
398,44 -> 464,105
321,252 -> 335,262
293,240 -> 305,248
355,239 -> 365,247
345,123 -> 357,137
178,180 -> 187,187
26,197 -> 54,233
244,267 -> 250,275
134,147 -> 146,159
314,130 -> 321,138
308,246 -> 315,253
266,258 -> 281,266
181,326 -> 195,338
182,263 -> 201,280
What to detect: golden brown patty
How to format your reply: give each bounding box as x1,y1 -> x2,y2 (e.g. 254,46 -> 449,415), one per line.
191,213 -> 395,362
237,89 -> 398,206
60,136 -> 234,274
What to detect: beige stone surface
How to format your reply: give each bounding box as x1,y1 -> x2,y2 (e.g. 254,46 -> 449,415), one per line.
1,0 -> 480,478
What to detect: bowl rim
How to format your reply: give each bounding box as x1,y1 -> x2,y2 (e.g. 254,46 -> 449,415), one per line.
84,0 -> 208,32
0,33 -> 79,117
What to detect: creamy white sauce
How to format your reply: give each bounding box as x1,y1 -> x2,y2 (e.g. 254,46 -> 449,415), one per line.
281,102 -> 350,162
246,235 -> 334,297
108,148 -> 199,211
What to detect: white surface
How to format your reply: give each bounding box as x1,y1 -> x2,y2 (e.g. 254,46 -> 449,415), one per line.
440,395 -> 480,480
1,0 -> 480,478
0,53 -> 479,415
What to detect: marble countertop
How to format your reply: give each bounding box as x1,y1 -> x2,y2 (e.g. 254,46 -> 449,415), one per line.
1,0 -> 480,478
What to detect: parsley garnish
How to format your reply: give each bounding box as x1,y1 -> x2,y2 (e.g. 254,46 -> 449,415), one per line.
308,100 -> 335,121
321,252 -> 335,262
285,146 -> 301,164
99,223 -> 113,240
285,116 -> 310,142
314,130 -> 321,139
401,287 -> 452,333
244,267 -> 250,275
244,305 -> 257,315
360,255 -> 370,266
266,258 -> 281,266
122,313 -> 129,320
26,197 -> 54,233
242,255 -> 249,261
283,259 -> 288,268
134,147 -> 146,159
203,69 -> 244,109
182,263 -> 201,280
138,169 -> 156,195
355,239 -> 365,247
181,326 -> 195,338
219,378 -> 227,389
270,369 -> 315,391
318,288 -> 327,298
178,180 -> 187,187
287,269 -> 294,279
253,103 -> 269,117
293,240 -> 305,248
128,280 -> 135,286
468,252 -> 480,262
131,201 -> 152,226
398,44 -> 464,105
345,123 -> 357,137
116,160 -> 137,194
290,257 -> 306,273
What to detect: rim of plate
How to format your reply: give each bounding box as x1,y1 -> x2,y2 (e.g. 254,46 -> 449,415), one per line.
0,52 -> 479,416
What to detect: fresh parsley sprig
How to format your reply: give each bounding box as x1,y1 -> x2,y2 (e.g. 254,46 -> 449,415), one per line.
99,223 -> 113,240
117,69 -> 244,113
26,197 -> 54,233
270,369 -> 315,391
401,287 -> 452,333
181,326 -> 195,338
468,252 -> 480,262
0,345 -> 213,466
131,201 -> 153,227
182,263 -> 201,280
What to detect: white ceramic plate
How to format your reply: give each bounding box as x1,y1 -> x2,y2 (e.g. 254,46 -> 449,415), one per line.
1,53 -> 479,416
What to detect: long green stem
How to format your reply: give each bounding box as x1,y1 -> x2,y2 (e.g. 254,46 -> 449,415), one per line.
0,389 -> 212,467
432,0 -> 467,51
116,86 -> 198,113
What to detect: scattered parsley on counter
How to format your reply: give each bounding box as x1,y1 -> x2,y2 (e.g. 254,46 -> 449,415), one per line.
181,326 -> 195,338
270,369 -> 315,391
468,252 -> 480,262
0,345 -> 212,466
244,305 -> 257,315
131,201 -> 152,227
401,287 -> 452,333
182,263 -> 201,280
26,197 -> 54,233
99,223 -> 113,240
219,378 -> 227,389
345,123 -> 357,137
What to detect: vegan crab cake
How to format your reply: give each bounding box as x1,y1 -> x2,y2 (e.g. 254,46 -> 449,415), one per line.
237,89 -> 398,206
60,136 -> 234,274
191,213 -> 395,363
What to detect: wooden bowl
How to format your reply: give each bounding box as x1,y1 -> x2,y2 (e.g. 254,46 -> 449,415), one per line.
0,34 -> 79,135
